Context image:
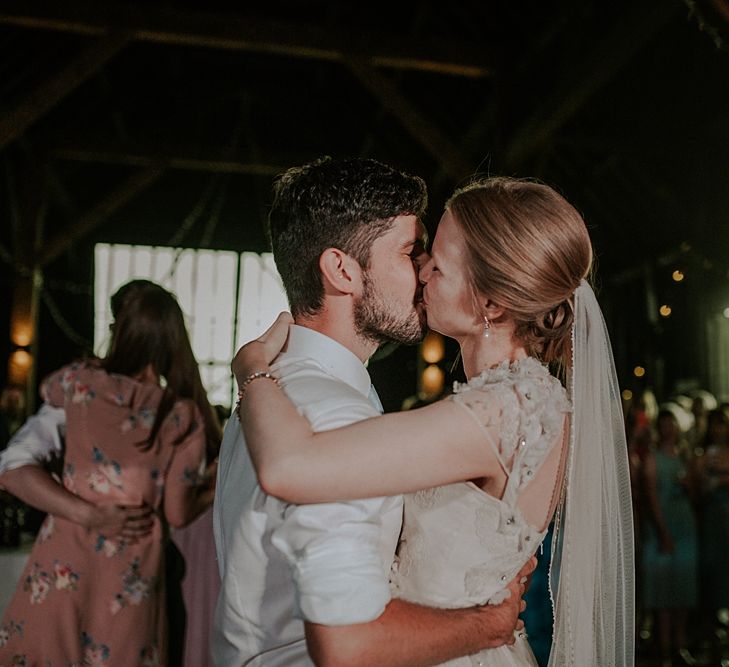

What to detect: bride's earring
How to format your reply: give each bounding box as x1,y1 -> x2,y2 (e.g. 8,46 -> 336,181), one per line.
483,315 -> 491,338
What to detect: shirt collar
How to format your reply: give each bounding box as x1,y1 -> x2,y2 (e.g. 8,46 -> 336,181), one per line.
280,324 -> 373,398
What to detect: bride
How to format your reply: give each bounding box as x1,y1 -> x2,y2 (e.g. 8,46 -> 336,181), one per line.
233,177 -> 634,666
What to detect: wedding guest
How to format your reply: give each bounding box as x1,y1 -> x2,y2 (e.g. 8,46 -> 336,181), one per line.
642,410 -> 698,666
0,280 -> 220,666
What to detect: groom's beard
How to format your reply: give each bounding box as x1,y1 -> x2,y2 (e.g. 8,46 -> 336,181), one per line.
354,272 -> 425,346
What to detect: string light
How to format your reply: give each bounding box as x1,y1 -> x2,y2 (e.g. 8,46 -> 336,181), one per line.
671,270 -> 684,282
421,331 -> 445,364
421,364 -> 445,397
659,305 -> 672,317
633,366 -> 646,378
622,389 -> 633,401
8,349 -> 32,384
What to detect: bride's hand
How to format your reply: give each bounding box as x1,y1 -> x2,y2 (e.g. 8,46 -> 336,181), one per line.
232,312 -> 294,382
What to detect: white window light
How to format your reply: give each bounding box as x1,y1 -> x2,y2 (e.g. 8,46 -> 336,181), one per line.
94,243 -> 288,409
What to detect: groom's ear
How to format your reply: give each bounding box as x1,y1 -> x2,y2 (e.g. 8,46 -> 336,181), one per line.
319,248 -> 362,295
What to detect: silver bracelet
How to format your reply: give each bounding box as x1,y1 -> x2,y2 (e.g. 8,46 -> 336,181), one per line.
235,371 -> 280,415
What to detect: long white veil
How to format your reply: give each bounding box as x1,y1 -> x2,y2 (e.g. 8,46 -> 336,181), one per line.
548,280 -> 635,666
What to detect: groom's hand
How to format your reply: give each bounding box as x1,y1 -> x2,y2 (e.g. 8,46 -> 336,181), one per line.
303,557 -> 538,667
477,556 -> 536,649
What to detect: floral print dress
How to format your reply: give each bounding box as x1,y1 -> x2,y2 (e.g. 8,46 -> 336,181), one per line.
0,362 -> 207,667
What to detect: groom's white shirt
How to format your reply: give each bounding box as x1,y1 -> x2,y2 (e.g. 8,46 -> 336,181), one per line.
212,325 -> 403,666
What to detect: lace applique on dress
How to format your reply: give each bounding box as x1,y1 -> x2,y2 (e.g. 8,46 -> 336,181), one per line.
450,357 -> 570,494
390,357 -> 571,624
395,530 -> 426,580
413,487 -> 440,509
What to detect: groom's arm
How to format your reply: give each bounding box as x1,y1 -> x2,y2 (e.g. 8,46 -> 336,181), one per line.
304,562 -> 531,667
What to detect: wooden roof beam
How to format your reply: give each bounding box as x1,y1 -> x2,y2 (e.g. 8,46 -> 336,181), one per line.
347,59 -> 473,182
0,31 -> 131,151
53,146 -> 284,176
38,166 -> 164,267
0,0 -> 492,78
503,1 -> 678,170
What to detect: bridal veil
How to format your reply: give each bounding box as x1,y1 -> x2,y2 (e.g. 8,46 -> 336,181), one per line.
548,280 -> 635,666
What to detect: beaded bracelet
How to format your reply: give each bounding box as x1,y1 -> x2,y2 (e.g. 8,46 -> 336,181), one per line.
235,371 -> 281,416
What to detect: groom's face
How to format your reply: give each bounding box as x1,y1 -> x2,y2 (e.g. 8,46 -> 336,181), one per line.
353,214 -> 429,346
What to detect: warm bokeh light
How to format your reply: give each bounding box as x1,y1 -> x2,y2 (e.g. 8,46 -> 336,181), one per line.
659,305 -> 672,317
671,270 -> 684,282
11,323 -> 32,347
421,364 -> 445,397
8,350 -> 32,384
633,366 -> 646,378
421,331 -> 445,364
622,389 -> 633,401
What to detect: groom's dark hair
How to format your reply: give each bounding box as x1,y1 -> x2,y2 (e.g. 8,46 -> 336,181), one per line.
268,156 -> 427,317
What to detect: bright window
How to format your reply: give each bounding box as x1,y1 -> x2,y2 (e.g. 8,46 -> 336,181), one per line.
94,244 -> 288,408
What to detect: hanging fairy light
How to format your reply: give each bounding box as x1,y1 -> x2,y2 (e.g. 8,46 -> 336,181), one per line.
672,270 -> 684,282
421,364 -> 445,398
633,366 -> 646,378
421,331 -> 445,364
659,305 -> 672,317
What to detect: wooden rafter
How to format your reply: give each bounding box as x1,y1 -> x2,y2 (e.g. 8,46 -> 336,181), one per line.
53,147 -> 284,176
503,1 -> 678,170
347,59 -> 473,181
0,31 -> 131,151
37,166 -> 164,267
0,0 -> 491,78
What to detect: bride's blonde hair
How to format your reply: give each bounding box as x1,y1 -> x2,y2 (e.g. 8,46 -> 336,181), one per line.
446,177 -> 593,364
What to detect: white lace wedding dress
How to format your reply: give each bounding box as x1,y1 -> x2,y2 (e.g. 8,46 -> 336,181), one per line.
390,358 -> 571,666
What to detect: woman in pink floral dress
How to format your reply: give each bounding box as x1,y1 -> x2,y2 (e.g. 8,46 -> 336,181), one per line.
0,280 -> 221,667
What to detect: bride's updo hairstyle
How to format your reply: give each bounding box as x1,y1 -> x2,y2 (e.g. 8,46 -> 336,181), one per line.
446,177 -> 593,364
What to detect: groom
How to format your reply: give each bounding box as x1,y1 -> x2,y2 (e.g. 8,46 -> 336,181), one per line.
212,157 -> 531,666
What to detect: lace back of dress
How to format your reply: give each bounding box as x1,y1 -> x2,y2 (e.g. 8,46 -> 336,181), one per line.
450,358 -> 571,529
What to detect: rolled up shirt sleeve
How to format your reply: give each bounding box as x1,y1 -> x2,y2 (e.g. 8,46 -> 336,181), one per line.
272,494 -> 396,625
0,404 -> 66,477
268,378 -> 400,626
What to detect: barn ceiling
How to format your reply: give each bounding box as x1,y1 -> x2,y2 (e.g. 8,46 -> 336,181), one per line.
2,0 -> 729,399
